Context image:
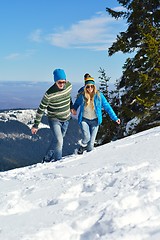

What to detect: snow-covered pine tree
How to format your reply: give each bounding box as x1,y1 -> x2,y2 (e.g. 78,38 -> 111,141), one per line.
96,68 -> 123,145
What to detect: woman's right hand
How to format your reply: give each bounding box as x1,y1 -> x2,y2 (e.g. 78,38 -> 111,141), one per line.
71,109 -> 77,115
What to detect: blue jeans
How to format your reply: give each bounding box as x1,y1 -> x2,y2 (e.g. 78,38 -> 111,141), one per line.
80,117 -> 99,151
45,119 -> 69,161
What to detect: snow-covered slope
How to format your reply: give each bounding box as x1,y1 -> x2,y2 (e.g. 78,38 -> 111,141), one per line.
0,109 -> 48,128
0,126 -> 160,240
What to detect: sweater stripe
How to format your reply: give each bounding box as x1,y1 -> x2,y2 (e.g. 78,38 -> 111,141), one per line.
46,85 -> 72,100
49,102 -> 70,110
34,82 -> 72,127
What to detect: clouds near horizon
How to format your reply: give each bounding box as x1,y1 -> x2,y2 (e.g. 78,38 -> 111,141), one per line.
5,50 -> 36,61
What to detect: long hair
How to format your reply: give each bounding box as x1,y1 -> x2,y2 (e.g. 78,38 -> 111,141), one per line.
84,85 -> 98,109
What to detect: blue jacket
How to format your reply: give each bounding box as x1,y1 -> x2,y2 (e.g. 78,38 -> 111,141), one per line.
73,91 -> 118,125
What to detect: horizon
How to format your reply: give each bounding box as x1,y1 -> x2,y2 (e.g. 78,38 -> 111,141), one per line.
0,80 -> 115,110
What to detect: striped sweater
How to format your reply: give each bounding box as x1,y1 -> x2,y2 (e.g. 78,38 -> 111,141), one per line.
33,81 -> 72,128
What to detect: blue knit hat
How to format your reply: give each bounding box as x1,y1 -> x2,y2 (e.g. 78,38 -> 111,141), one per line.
53,69 -> 66,82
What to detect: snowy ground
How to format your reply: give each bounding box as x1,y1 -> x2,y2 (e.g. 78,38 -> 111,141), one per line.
0,126 -> 160,240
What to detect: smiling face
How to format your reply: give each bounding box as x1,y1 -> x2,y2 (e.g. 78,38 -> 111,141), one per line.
85,84 -> 94,93
56,80 -> 66,89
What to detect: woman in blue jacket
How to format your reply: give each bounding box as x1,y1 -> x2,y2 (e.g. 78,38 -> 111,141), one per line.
72,76 -> 120,154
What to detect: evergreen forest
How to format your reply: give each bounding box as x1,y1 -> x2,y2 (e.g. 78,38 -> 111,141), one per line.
97,0 -> 160,144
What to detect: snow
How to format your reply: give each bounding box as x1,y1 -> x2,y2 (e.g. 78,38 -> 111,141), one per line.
0,126 -> 160,240
0,109 -> 49,130
125,117 -> 140,135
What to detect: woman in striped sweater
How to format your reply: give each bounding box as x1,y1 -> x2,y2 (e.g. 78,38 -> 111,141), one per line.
31,69 -> 73,162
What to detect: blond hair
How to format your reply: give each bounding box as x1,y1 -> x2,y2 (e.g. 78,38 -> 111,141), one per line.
84,85 -> 98,109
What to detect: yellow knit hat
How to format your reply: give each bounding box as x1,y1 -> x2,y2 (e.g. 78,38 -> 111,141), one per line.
84,77 -> 95,85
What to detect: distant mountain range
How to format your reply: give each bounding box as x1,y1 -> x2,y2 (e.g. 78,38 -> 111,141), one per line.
0,81 -> 115,110
0,81 -> 82,110
0,109 -> 81,172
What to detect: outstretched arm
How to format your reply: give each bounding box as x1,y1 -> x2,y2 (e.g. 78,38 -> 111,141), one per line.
72,94 -> 83,111
31,93 -> 49,134
101,93 -> 120,122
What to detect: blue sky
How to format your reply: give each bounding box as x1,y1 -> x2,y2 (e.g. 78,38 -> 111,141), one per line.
0,0 -> 128,84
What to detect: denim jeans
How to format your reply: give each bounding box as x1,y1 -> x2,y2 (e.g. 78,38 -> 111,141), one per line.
44,119 -> 69,161
80,117 -> 99,151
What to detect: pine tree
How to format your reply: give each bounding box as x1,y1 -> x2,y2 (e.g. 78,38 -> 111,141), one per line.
106,0 -> 160,134
96,68 -> 123,145
98,67 -> 110,99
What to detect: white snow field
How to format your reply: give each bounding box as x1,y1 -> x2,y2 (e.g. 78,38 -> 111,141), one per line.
0,126 -> 160,240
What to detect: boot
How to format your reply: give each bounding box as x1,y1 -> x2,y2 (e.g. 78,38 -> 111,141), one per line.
77,146 -> 86,154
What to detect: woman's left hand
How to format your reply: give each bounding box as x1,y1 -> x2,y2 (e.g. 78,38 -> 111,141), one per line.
116,119 -> 121,125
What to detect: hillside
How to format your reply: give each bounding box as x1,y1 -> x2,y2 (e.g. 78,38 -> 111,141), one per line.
0,126 -> 159,239
0,109 -> 81,171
